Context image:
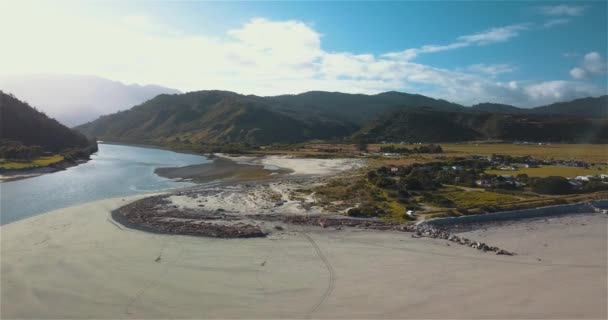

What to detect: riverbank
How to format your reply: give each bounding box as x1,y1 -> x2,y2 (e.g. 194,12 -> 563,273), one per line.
1,195 -> 605,318
0,158 -> 90,182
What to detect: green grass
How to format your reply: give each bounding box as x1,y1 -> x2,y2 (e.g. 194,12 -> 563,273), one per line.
0,155 -> 64,170
312,177 -> 411,222
442,189 -> 520,208
485,165 -> 608,178
441,143 -> 608,163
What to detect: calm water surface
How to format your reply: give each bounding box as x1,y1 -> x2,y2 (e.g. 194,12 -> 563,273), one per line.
0,143 -> 209,224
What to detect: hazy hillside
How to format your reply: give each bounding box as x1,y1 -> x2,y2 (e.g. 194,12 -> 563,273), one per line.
0,74 -> 180,126
0,91 -> 94,153
356,107 -> 608,143
530,95 -> 607,117
76,91 -> 357,145
471,95 -> 607,117
76,89 -> 608,146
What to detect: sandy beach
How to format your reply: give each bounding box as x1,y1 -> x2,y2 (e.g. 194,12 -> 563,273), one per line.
1,195 -> 606,319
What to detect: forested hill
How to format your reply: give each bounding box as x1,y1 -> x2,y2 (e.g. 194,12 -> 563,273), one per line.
75,90 -> 608,146
75,91 -> 357,145
267,91 -> 465,124
355,107 -> 608,143
0,91 -> 95,155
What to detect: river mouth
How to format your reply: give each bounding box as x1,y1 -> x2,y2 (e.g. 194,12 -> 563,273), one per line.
0,143 -> 209,225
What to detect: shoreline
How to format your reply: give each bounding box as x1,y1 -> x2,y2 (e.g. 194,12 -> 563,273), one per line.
2,193 -> 606,318
0,158 -> 90,183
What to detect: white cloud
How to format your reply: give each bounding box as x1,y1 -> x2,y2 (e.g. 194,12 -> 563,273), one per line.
457,24 -> 529,44
569,52 -> 607,79
582,52 -> 607,74
384,24 -> 529,60
467,64 -> 517,77
569,67 -> 588,80
524,80 -> 599,102
0,2 -> 604,108
542,18 -> 570,28
539,5 -> 587,17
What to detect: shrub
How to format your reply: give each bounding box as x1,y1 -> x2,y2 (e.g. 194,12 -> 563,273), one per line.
531,176 -> 573,195
347,204 -> 386,218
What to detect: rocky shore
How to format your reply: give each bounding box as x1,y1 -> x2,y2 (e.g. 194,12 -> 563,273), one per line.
112,187 -> 515,255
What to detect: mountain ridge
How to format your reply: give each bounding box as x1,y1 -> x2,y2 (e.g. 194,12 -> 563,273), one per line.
75,90 -> 608,145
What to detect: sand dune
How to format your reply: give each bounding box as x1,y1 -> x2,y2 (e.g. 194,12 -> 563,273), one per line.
1,196 -> 606,319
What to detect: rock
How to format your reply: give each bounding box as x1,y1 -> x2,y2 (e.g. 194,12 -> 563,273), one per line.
496,249 -> 513,256
274,225 -> 284,231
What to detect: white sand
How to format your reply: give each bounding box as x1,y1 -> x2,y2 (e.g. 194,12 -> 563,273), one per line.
1,197 -> 606,319
215,153 -> 363,176
261,156 -> 363,176
169,181 -> 323,215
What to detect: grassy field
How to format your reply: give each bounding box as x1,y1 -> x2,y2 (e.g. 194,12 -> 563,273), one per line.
442,189 -> 520,208
441,143 -> 608,163
0,155 -> 64,170
486,164 -> 608,178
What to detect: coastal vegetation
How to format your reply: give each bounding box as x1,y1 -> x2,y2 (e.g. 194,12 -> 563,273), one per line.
0,155 -> 64,170
310,151 -> 608,220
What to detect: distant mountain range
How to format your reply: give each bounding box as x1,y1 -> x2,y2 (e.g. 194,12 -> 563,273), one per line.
75,90 -> 608,145
356,106 -> 608,143
0,91 -> 95,155
471,96 -> 608,117
0,74 -> 180,126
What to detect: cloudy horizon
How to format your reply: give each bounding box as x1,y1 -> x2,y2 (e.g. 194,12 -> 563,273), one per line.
1,1 -> 606,108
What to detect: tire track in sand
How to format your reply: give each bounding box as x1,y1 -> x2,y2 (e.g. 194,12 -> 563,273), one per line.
303,233 -> 335,318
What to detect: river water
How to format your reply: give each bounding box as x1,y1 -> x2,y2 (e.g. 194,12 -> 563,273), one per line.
0,143 -> 209,224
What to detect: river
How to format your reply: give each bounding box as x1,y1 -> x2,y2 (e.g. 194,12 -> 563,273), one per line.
0,143 -> 209,224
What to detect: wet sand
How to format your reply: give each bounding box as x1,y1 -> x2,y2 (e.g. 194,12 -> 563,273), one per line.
1,196 -> 606,319
155,157 -> 292,183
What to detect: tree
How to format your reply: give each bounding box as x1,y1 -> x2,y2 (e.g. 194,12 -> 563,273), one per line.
531,176 -> 573,195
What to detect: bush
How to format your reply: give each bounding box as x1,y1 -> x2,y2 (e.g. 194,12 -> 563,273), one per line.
531,176 -> 573,195
347,204 -> 386,218
422,193 -> 455,207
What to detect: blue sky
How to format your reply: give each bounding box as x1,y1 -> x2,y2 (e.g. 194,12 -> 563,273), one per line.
1,1 -> 606,107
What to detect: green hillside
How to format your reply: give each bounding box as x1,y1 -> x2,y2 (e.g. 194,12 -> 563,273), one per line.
76,91 -> 357,145
0,91 -> 97,161
75,90 -> 608,147
356,107 -> 608,143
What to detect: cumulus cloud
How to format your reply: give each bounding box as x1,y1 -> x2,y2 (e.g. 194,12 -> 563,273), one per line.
569,67 -> 588,80
0,2 -> 604,108
582,52 -> 607,74
539,5 -> 587,17
524,80 -> 599,102
569,52 -> 607,79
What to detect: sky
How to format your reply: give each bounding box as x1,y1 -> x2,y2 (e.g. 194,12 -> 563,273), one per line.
1,1 -> 606,107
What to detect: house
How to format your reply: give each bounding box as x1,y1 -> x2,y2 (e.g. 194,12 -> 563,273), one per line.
475,179 -> 492,188
389,166 -> 399,173
451,165 -> 464,171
